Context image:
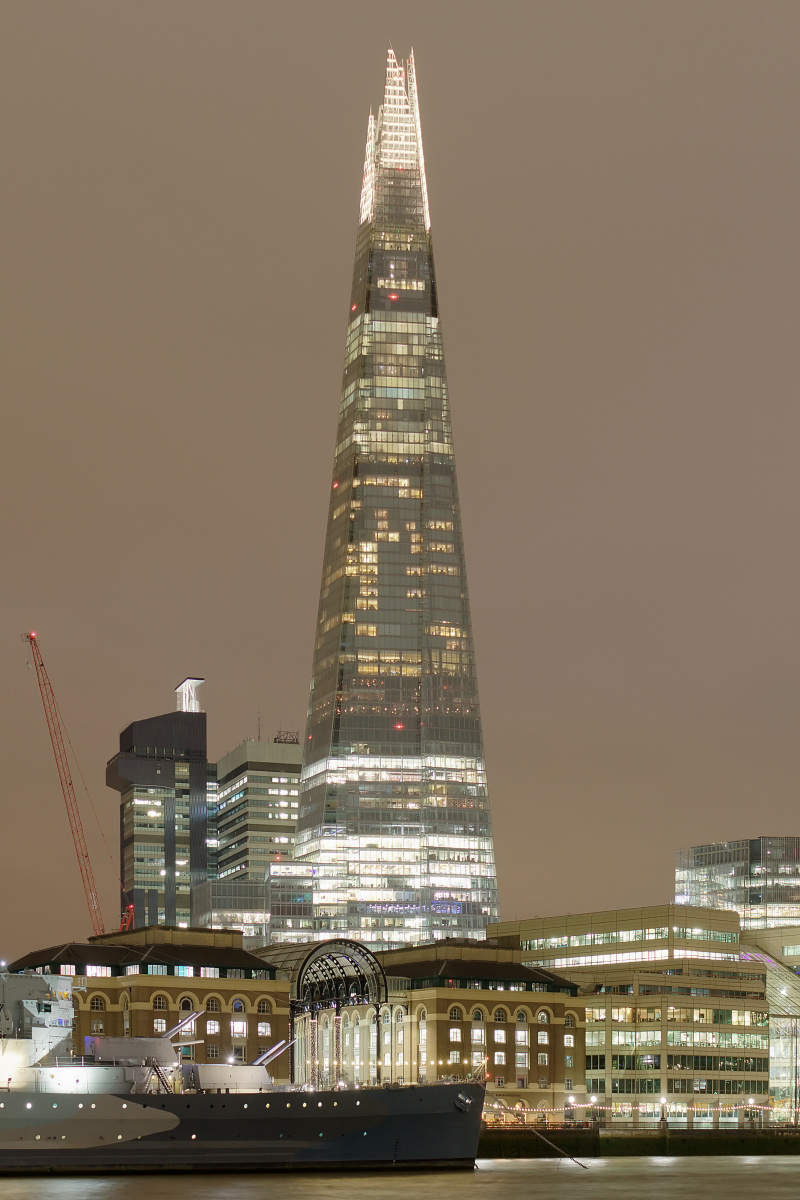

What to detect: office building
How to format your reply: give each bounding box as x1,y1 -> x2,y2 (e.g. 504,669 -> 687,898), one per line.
107,680 -> 211,928
193,737 -> 302,939
491,906 -> 772,1126
294,47 -> 498,946
676,837 -> 800,928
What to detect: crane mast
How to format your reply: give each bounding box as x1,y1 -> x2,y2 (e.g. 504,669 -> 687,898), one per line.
25,632 -> 106,936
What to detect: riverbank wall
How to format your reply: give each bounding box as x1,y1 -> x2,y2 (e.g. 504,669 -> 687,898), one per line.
478,1126 -> 800,1157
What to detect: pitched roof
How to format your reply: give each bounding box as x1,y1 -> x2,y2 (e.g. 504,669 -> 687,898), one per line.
7,941 -> 276,973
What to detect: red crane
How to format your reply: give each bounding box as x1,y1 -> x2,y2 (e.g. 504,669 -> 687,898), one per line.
25,632 -> 106,936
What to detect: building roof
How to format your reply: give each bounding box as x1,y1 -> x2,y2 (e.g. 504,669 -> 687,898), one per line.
380,955 -> 577,991
7,941 -> 276,974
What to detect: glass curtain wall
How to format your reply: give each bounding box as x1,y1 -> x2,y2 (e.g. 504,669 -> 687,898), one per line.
296,49 -> 498,946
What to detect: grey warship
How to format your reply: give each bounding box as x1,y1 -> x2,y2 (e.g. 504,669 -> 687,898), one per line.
0,972 -> 484,1174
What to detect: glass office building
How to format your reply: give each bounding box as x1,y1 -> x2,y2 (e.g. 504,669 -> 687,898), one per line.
676,838 -> 800,929
295,49 -> 499,946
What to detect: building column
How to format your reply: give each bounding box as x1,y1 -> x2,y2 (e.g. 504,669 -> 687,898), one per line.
713,1098 -> 720,1129
687,1098 -> 694,1129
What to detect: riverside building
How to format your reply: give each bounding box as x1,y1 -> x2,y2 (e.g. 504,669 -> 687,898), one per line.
293,47 -> 498,947
491,906 -> 771,1127
254,938 -> 582,1113
7,926 -> 291,1083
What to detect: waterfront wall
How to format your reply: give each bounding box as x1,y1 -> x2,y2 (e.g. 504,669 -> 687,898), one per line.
478,1127 -> 800,1157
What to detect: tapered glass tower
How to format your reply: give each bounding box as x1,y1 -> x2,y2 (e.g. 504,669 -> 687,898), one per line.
295,49 -> 498,946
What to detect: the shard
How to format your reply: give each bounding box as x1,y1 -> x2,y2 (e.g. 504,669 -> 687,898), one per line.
294,49 -> 499,946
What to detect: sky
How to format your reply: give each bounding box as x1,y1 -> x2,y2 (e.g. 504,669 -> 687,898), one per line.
2,1 -> 800,963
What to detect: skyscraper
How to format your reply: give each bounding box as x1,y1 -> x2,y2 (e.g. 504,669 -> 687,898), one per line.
107,679 -> 210,929
294,49 -> 499,946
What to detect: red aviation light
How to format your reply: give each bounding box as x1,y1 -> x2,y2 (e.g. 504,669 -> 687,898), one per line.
332,481 -> 339,489
388,293 -> 399,301
395,723 -> 404,730
351,304 -> 358,311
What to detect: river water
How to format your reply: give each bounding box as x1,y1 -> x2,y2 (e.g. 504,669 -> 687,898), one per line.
0,1158 -> 797,1200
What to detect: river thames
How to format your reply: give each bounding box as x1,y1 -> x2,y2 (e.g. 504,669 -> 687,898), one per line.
0,1158 -> 797,1200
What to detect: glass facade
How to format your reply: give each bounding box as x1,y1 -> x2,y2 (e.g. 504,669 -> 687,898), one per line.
106,710 -> 208,928
295,49 -> 498,945
676,838 -> 800,929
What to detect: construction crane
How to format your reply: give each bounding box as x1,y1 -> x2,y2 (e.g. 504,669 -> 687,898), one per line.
25,632 -> 106,936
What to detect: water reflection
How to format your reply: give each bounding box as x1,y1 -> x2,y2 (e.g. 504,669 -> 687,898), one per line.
1,1159 -> 800,1200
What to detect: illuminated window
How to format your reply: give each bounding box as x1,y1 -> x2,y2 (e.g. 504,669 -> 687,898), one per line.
257,1022 -> 271,1037
494,1052 -> 506,1066
450,1007 -> 462,1021
449,1028 -> 461,1042
494,1029 -> 506,1044
536,1011 -> 548,1024
231,1020 -> 247,1039
154,1018 -> 166,1034
206,1019 -> 220,1035
537,1053 -> 548,1066
564,1034 -> 575,1047
537,1031 -> 548,1045
449,1050 -> 460,1064
89,996 -> 105,1012
153,995 -> 168,1011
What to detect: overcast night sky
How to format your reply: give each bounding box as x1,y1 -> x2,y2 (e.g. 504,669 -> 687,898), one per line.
2,2 -> 800,962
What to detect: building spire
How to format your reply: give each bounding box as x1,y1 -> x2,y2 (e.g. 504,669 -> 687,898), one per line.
358,47 -> 430,231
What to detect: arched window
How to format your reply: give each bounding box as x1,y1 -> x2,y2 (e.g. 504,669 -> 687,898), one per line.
342,1013 -> 349,1027
516,1010 -> 528,1024
565,1013 -> 576,1027
257,999 -> 271,1015
494,1009 -> 506,1023
472,1009 -> 483,1022
180,997 -> 193,1012
89,995 -> 105,1011
418,1009 -> 427,1023
382,1010 -> 391,1024
232,998 -> 245,1013
449,1007 -> 463,1021
536,1010 -> 549,1024
153,995 -> 168,1011
206,997 -> 220,1012
396,1009 -> 405,1023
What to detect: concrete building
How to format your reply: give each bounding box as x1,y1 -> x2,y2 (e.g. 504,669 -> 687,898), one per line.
491,906 -> 771,1127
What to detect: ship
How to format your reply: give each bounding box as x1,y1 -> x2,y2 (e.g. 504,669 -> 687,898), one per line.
0,971 -> 484,1173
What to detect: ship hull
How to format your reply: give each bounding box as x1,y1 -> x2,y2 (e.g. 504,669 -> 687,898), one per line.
0,1081 -> 484,1174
